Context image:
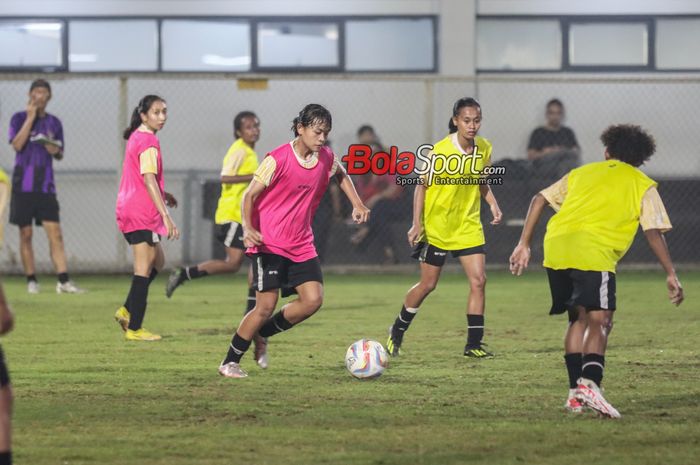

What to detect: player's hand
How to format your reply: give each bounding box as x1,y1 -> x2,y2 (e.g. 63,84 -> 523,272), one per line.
0,307 -> 15,336
26,98 -> 38,119
243,227 -> 263,247
351,204 -> 370,224
509,243 -> 530,276
407,223 -> 422,247
164,192 -> 178,208
164,215 -> 180,240
45,143 -> 62,158
667,275 -> 684,306
490,203 -> 503,225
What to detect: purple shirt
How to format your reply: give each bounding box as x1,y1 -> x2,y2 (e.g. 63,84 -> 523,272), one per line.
8,111 -> 63,194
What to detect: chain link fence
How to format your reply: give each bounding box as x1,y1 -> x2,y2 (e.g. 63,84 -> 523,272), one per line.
0,73 -> 698,273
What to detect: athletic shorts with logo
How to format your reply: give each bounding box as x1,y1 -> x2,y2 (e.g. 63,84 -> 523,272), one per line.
411,242 -> 485,267
251,253 -> 323,298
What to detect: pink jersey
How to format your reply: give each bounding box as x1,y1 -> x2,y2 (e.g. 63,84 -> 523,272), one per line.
116,130 -> 167,235
248,142 -> 335,262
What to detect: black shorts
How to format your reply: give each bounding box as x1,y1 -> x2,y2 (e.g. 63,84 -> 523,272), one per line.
10,192 -> 60,227
411,242 -> 485,267
546,268 -> 617,316
0,346 -> 10,387
123,230 -> 161,246
251,253 -> 323,298
215,222 -> 245,250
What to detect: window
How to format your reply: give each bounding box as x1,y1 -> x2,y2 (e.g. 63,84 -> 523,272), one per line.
257,22 -> 339,69
345,18 -> 435,71
569,22 -> 649,67
162,20 -> 251,71
69,20 -> 157,72
656,19 -> 700,70
477,20 -> 561,70
0,20 -> 64,69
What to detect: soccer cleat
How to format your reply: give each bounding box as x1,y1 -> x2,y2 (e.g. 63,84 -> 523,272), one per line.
125,328 -> 162,341
56,281 -> 85,294
114,306 -> 130,332
574,377 -> 621,419
253,335 -> 269,369
27,281 -> 40,294
218,362 -> 248,378
386,325 -> 403,357
464,344 -> 494,358
565,389 -> 585,413
165,268 -> 184,298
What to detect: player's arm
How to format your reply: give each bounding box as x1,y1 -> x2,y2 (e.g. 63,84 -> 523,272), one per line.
241,180 -> 266,247
335,167 -> 370,224
140,148 -> 179,240
480,185 -> 502,225
407,183 -> 426,246
0,283 -> 15,336
45,119 -> 64,160
509,194 -> 548,275
221,148 -> 254,184
639,187 -> 683,306
10,103 -> 37,152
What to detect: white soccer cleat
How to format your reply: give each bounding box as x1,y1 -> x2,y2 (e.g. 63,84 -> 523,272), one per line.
218,362 -> 248,379
574,378 -> 621,419
565,389 -> 584,413
27,281 -> 40,294
56,281 -> 86,294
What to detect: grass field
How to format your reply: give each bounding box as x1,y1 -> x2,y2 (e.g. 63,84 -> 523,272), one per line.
2,270 -> 699,465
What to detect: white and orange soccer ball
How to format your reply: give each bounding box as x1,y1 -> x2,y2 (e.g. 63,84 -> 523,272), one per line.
345,339 -> 389,379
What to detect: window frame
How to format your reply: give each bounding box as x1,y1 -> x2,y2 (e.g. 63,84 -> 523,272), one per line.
477,14 -> 700,73
0,17 -> 67,72
0,15 -> 438,74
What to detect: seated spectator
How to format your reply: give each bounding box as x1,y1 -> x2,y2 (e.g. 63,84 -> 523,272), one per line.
349,125 -> 406,264
527,99 -> 580,180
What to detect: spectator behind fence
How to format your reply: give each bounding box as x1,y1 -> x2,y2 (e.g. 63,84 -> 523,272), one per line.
312,139 -> 342,263
527,99 -> 581,180
8,79 -> 83,294
349,125 -> 405,264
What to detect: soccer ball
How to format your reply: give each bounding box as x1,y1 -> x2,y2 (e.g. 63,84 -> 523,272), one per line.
345,339 -> 389,379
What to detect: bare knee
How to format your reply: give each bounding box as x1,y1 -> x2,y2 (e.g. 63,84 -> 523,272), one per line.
252,304 -> 275,320
302,294 -> 323,313
420,279 -> 438,295
19,228 -> 32,244
469,273 -> 487,292
587,312 -> 612,333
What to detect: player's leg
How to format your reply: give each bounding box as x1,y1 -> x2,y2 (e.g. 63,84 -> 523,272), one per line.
458,252 -> 493,357
219,289 -> 278,378
124,240 -> 161,341
166,223 -> 245,297
246,264 -> 268,369
563,306 -> 586,412
0,182 -> 9,248
387,260 -> 442,356
0,344 -> 12,465
17,225 -> 38,294
43,221 -> 83,294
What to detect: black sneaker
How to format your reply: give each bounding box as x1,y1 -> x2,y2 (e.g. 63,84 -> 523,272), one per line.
464,344 -> 494,358
165,268 -> 185,298
386,325 -> 403,357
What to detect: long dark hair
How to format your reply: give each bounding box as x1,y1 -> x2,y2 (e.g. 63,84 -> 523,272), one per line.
233,111 -> 258,138
448,97 -> 481,134
123,95 -> 165,140
291,104 -> 332,136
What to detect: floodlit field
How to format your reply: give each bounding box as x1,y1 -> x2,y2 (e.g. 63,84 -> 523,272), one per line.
3,271 -> 699,465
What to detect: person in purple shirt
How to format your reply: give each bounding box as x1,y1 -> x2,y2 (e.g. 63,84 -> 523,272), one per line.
8,79 -> 83,294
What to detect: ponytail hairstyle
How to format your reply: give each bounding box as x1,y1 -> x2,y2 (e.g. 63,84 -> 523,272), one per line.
448,97 -> 482,134
123,94 -> 166,140
233,110 -> 258,138
291,104 -> 332,136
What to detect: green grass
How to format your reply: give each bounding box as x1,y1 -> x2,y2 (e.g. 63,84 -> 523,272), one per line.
2,270 -> 699,465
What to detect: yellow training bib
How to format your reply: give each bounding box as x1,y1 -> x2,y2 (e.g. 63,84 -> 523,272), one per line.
214,139 -> 259,224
